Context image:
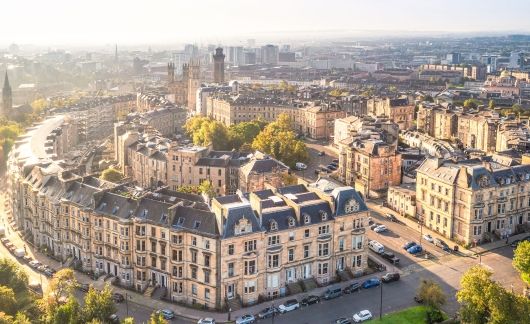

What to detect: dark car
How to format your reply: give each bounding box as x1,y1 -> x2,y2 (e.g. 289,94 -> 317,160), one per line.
414,295 -> 424,303
327,164 -> 337,171
301,295 -> 321,306
403,241 -> 417,250
318,151 -> 325,156
257,306 -> 278,319
334,318 -> 351,324
434,238 -> 450,251
332,159 -> 339,164
362,278 -> 381,289
511,239 -> 521,248
381,272 -> 400,283
381,251 -> 400,264
385,213 -> 398,222
343,282 -> 361,294
112,292 -> 125,303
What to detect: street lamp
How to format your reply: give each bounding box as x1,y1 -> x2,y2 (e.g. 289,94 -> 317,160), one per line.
125,292 -> 130,317
418,214 -> 424,247
379,281 -> 383,320
271,302 -> 275,324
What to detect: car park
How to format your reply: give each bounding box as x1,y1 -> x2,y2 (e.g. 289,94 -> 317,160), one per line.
423,234 -> 434,243
235,314 -> 255,324
323,286 -> 342,300
362,278 -> 381,289
156,309 -> 175,320
258,306 -> 278,319
381,251 -> 400,264
403,241 -> 417,250
352,310 -> 373,322
334,318 -> 351,324
278,299 -> 300,313
373,225 -> 387,233
368,240 -> 385,254
343,282 -> 361,294
197,318 -> 216,324
301,294 -> 321,305
112,292 -> 125,303
407,245 -> 423,254
381,272 -> 400,283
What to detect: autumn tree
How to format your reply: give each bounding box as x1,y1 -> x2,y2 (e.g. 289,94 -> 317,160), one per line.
81,284 -> 116,323
488,99 -> 496,109
184,116 -> 231,150
0,285 -> 17,315
228,121 -> 262,149
100,167 -> 124,183
46,296 -> 81,324
148,312 -> 168,324
417,279 -> 446,323
0,259 -> 28,294
513,241 -> 530,285
463,98 -> 481,109
46,268 -> 77,306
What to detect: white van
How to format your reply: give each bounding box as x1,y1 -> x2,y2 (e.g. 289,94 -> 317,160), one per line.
14,248 -> 25,258
368,240 -> 385,254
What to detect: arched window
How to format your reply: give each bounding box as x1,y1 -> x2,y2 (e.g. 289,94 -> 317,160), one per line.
288,217 -> 295,227
270,220 -> 278,231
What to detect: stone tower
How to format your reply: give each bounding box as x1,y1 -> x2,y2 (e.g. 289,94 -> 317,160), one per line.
213,47 -> 225,83
2,72 -> 12,117
187,59 -> 201,112
167,62 -> 175,83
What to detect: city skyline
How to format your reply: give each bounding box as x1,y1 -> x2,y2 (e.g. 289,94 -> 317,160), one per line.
3,0 -> 530,46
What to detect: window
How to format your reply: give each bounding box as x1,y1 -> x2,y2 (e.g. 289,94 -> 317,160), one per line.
288,248 -> 294,262
270,220 -> 278,231
268,254 -> 280,268
288,217 -> 295,227
204,254 -> 210,267
304,214 -> 311,224
204,240 -> 210,250
244,281 -> 256,294
204,270 -> 210,284
318,243 -> 329,257
191,237 -> 197,246
205,288 -> 210,300
191,284 -> 197,296
289,232 -> 294,241
339,238 -> 345,251
355,255 -> 362,267
352,236 -> 363,250
498,203 -> 506,214
228,263 -> 234,277
228,244 -> 234,255
304,229 -> 310,238
191,266 -> 197,279
172,235 -> 183,244
318,225 -> 329,235
474,208 -> 483,220
318,262 -> 328,275
244,240 -> 257,252
443,218 -> 448,227
268,235 -> 280,246
303,245 -> 310,258
191,250 -> 197,263
245,260 -> 256,275
353,219 -> 363,229
473,225 -> 482,236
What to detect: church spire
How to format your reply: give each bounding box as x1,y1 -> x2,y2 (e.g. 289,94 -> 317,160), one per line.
3,71 -> 11,92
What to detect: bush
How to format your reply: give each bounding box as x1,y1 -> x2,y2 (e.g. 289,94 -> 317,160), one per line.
426,308 -> 445,324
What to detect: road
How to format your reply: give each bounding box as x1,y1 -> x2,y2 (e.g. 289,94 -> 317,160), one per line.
293,140 -> 338,181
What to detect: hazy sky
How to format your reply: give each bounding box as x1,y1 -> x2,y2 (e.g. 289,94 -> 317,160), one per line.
3,0 -> 530,46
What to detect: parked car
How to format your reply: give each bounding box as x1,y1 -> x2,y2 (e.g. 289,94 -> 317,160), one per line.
295,162 -> 307,170
235,314 -> 255,324
511,239 -> 521,248
334,318 -> 351,324
352,310 -> 373,322
368,240 -> 385,254
385,213 -> 397,222
327,164 -> 338,171
108,314 -> 120,324
0,238 -> 9,244
28,260 -> 42,269
318,151 -> 325,156
332,159 -> 339,163
323,286 -> 342,300
37,265 -> 48,272
434,238 -> 450,251
343,282 -> 361,294
257,306 -> 278,319
362,278 -> 381,289
197,318 -> 215,324
314,169 -> 321,175
278,299 -> 300,313
14,248 -> 25,258
301,295 -> 321,305
423,234 -> 434,243
156,309 -> 175,320
407,245 -> 423,254
112,292 -> 125,303
373,225 -> 387,233
369,223 -> 381,230
43,268 -> 55,277
22,255 -> 33,263
381,251 -> 400,264
381,272 -> 400,283
330,162 -> 338,167
403,241 -> 417,250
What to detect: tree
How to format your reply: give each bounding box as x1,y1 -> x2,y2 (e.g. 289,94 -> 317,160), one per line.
512,104 -> 523,116
81,284 -> 116,323
148,312 -> 168,324
198,180 -> 216,197
0,312 -> 13,324
417,280 -> 446,310
488,100 -> 496,109
100,167 -> 124,183
228,121 -> 262,149
0,285 -> 17,315
46,268 -> 76,306
49,296 -> 81,324
12,313 -> 31,324
0,259 -> 28,295
463,98 -> 481,109
513,241 -> 530,285
122,317 -> 135,324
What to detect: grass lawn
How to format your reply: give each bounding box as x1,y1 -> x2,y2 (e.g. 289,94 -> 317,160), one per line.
370,306 -> 446,324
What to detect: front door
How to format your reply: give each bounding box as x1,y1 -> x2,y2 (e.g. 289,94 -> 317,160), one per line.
107,262 -> 110,274
487,221 -> 492,232
303,264 -> 311,279
151,273 -> 156,285
286,268 -> 295,283
337,257 -> 344,271
114,265 -> 118,276
161,275 -> 166,288
227,284 -> 234,299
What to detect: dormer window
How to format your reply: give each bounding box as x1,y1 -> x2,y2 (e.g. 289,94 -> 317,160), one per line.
320,210 -> 328,221
344,199 -> 360,214
288,217 -> 295,227
303,214 -> 311,225
270,220 -> 278,231
235,217 -> 252,235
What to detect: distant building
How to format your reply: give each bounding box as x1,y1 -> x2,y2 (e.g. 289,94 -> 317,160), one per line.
213,48 -> 225,83
2,72 -> 12,117
366,96 -> 415,130
261,45 -> 279,65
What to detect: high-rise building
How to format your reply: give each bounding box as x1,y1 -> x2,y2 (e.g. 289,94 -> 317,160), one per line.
187,59 -> 201,111
2,72 -> 12,116
226,46 -> 244,65
261,44 -> 279,65
213,48 -> 225,83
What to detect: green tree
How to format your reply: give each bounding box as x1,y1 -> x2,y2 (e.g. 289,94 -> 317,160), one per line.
457,266 -> 496,324
512,104 -> 523,116
417,279 -> 446,310
148,312 -> 168,324
513,241 -> 530,285
122,317 -> 135,324
0,285 -> 17,315
0,259 -> 28,294
198,180 -> 216,197
463,98 -> 481,109
13,312 -> 31,324
100,167 -> 125,183
81,284 -> 116,323
228,121 -> 261,149
488,100 -> 496,109
46,268 -> 76,306
49,296 -> 81,324
0,312 -> 13,324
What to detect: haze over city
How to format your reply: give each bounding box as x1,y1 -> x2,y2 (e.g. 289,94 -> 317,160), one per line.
1,1 -> 530,324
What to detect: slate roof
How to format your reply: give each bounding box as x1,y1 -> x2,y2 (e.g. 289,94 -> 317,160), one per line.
214,194 -> 242,205
134,198 -> 173,225
222,204 -> 261,239
171,206 -> 219,236
261,207 -> 298,231
95,192 -> 138,219
332,186 -> 368,216
277,184 -> 307,195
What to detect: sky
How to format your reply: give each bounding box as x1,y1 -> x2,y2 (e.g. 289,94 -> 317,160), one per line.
3,0 -> 530,46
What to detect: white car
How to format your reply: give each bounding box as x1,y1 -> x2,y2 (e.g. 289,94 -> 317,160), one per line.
423,234 -> 434,243
374,225 -> 387,233
235,314 -> 255,324
278,299 -> 300,313
295,162 -> 307,170
353,310 -> 373,322
197,318 -> 215,324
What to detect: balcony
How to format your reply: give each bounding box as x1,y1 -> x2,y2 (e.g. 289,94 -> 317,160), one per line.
317,233 -> 332,242
351,228 -> 366,235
